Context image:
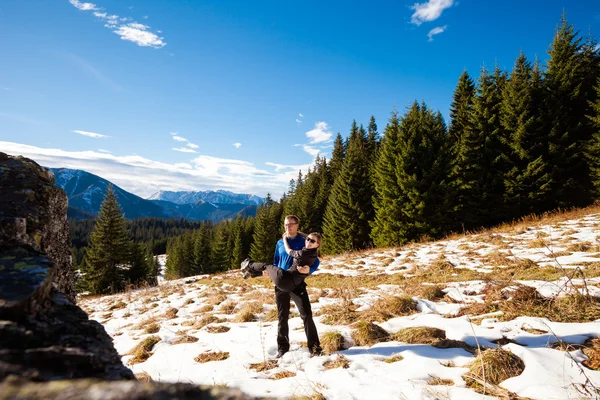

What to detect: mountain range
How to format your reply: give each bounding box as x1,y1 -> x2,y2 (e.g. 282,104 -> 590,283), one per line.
50,168 -> 263,221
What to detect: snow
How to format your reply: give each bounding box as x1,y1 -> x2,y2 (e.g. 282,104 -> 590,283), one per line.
79,212 -> 600,399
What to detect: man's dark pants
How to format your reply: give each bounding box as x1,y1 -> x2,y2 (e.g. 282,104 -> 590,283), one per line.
275,282 -> 321,354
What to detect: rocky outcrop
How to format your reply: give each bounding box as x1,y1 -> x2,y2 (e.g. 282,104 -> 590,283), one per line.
0,152 -> 74,304
0,153 -> 255,399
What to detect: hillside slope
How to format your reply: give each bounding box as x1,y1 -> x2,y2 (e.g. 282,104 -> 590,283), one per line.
80,206 -> 600,400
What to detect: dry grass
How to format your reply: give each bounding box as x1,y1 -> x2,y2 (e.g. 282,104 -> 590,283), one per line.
234,308 -> 257,322
320,331 -> 345,354
362,295 -> 418,322
206,325 -> 231,333
184,298 -> 195,305
164,307 -> 179,319
108,300 -> 127,310
242,290 -> 274,305
323,355 -> 350,370
427,376 -> 454,386
135,372 -> 153,382
219,301 -> 237,314
351,321 -> 390,346
464,349 -> 525,389
582,337 -> 600,370
171,333 -> 199,345
384,354 -> 404,363
271,371 -> 296,380
263,308 -> 279,322
134,315 -> 160,331
181,319 -> 195,327
318,304 -> 360,325
392,326 -> 446,345
144,323 -> 160,334
195,304 -> 215,313
194,351 -> 230,363
249,360 -> 278,372
127,336 -> 161,365
194,315 -> 226,329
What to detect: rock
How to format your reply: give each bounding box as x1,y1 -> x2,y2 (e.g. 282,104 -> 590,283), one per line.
0,152 -> 74,303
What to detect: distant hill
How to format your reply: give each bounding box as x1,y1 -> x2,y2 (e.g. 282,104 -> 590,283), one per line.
50,168 -> 260,221
148,190 -> 264,206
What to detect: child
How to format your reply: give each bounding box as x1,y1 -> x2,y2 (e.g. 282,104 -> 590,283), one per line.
240,232 -> 321,292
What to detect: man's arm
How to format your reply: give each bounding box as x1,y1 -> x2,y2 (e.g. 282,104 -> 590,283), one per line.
297,258 -> 320,275
273,240 -> 280,266
282,233 -> 292,255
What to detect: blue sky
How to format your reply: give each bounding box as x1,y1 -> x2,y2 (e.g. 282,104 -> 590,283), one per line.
1,0 -> 599,198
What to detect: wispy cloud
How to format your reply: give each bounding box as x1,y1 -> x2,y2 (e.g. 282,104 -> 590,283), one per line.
98,149 -> 111,153
170,132 -> 198,152
296,119 -> 302,125
1,141 -> 297,197
69,0 -> 99,11
411,0 -> 454,26
302,145 -> 320,157
73,130 -> 109,138
233,143 -> 242,148
172,147 -> 196,153
298,113 -> 304,118
69,0 -> 166,48
306,121 -> 332,144
427,25 -> 448,41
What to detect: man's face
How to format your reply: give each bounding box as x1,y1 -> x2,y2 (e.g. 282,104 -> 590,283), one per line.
284,218 -> 299,236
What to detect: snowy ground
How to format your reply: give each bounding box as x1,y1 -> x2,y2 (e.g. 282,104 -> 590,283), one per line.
79,210 -> 600,400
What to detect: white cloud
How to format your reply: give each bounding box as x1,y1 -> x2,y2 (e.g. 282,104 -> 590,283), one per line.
411,0 -> 454,26
186,143 -> 199,149
296,119 -> 302,125
427,25 -> 448,41
233,143 -> 242,148
73,130 -> 109,138
69,1 -> 166,48
143,15 -> 149,19
1,141 -> 313,197
298,113 -> 304,117
172,147 -> 196,153
69,0 -> 99,11
172,135 -> 187,142
302,145 -> 320,157
113,23 -> 166,48
305,121 -> 332,144
98,149 -> 111,153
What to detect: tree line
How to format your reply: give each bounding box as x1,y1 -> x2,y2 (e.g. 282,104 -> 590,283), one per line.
79,16 -> 600,292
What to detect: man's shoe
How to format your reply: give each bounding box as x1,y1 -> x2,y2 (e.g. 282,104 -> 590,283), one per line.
276,350 -> 288,358
309,347 -> 323,357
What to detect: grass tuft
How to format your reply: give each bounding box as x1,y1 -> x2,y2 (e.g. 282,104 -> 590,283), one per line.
384,354 -> 404,363
320,331 -> 345,354
194,351 -> 230,363
351,321 -> 389,346
127,336 -> 161,365
249,360 -> 278,372
362,295 -> 418,322
206,325 -> 231,333
582,337 -> 600,370
272,371 -> 296,380
464,348 -> 525,389
323,355 -> 350,370
392,326 -> 446,345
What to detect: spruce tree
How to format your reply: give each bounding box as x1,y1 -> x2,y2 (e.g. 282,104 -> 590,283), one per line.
393,102 -> 453,242
81,185 -> 132,294
250,194 -> 279,262
544,14 -> 595,207
501,52 -> 551,218
329,133 -> 346,179
211,222 -> 230,271
231,221 -> 245,270
193,222 -> 212,273
371,111 -> 404,246
322,122 -> 374,253
126,241 -> 150,286
448,71 -> 477,229
587,78 -> 600,198
164,236 -> 182,280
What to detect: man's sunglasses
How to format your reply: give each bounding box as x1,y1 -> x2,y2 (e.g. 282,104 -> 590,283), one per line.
306,237 -> 317,244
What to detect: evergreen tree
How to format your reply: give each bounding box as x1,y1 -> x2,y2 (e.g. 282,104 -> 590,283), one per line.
164,236 -> 182,279
587,78 -> 600,197
501,52 -> 551,218
250,194 -> 279,262
371,111 -> 404,246
126,241 -> 150,286
322,121 -> 374,253
193,222 -> 212,273
448,71 -> 478,229
366,116 -> 380,161
329,133 -> 346,179
392,102 -> 453,242
469,65 -> 510,226
211,222 -> 230,271
544,14 -> 596,207
231,221 -> 245,270
81,185 -> 132,294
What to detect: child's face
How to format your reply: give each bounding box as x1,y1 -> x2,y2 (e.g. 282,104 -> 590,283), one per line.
305,236 -> 320,249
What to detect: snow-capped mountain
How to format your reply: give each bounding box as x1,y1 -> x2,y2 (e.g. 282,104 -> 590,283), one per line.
50,168 -> 258,221
147,190 -> 264,206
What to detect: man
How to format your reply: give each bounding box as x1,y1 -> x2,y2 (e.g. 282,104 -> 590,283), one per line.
271,215 -> 322,358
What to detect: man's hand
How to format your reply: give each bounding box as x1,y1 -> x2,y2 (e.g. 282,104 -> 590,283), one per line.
262,270 -> 269,277
282,231 -> 288,239
297,265 -> 310,274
